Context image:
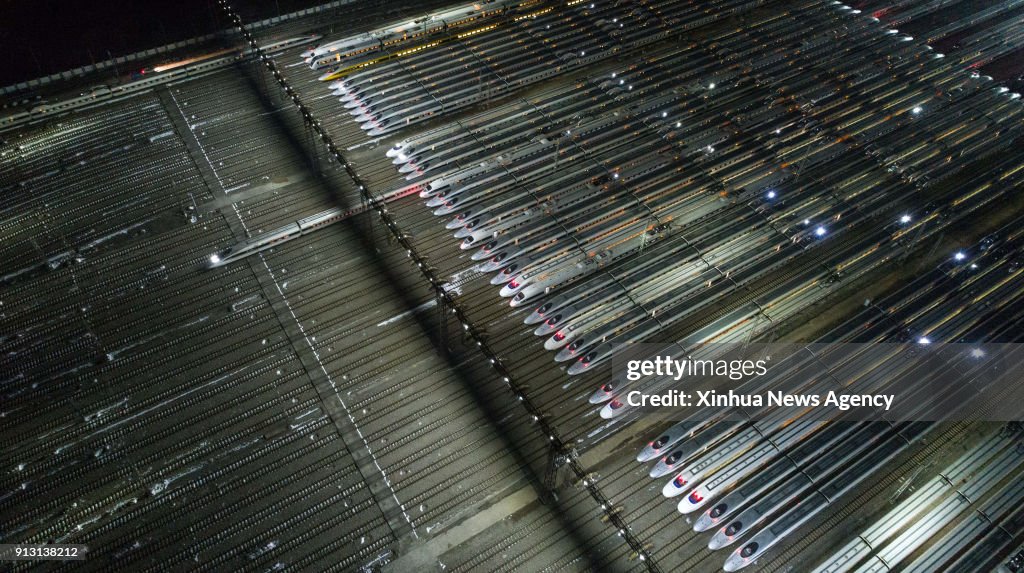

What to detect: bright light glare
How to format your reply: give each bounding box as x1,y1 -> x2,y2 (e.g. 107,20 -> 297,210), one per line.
766,190 -> 776,199
918,336 -> 931,345
912,106 -> 923,114
900,214 -> 911,224
954,251 -> 966,261
815,226 -> 827,237
209,254 -> 221,264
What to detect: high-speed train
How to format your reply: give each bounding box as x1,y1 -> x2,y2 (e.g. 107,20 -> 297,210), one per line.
634,207 -> 1024,570
206,208 -> 352,268
383,0 -> 1024,566
148,35 -> 321,75
380,0 -> 1024,389
205,184 -> 421,268
302,0 -> 521,70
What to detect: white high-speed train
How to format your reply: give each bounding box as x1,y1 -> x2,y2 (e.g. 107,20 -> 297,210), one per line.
302,0 -> 520,70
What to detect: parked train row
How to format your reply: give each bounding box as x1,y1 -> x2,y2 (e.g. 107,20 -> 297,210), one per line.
204,183 -> 423,268
813,427 -> 1024,573
864,0 -> 1024,76
598,138 -> 1024,414
314,0 -> 770,135
629,218 -> 1024,570
388,0 -> 1023,377
917,0 -> 1024,45
301,0 -> 522,71
354,0 -> 1024,568
293,0 -> 1024,568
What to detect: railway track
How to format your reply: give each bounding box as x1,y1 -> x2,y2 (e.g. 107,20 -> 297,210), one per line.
4,0 -> 1024,570
2,13 -> 576,572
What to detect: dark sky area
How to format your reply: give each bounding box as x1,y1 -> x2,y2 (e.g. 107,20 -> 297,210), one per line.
0,0 -> 223,86
0,0 -> 324,87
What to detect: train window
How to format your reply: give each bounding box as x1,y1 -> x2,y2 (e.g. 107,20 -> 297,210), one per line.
740,542 -> 758,558
725,522 -> 743,536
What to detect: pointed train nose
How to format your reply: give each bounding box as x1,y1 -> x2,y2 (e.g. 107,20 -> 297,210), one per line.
708,520 -> 744,550
490,269 -> 515,285
499,279 -> 526,298
707,533 -> 728,551
524,302 -> 552,325
591,383 -> 616,405
554,344 -> 579,362
453,225 -> 476,239
722,541 -> 758,572
425,195 -> 447,208
471,250 -> 493,262
678,489 -> 709,514
566,356 -> 592,375
533,313 -> 564,336
544,330 -> 572,350
662,473 -> 690,498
